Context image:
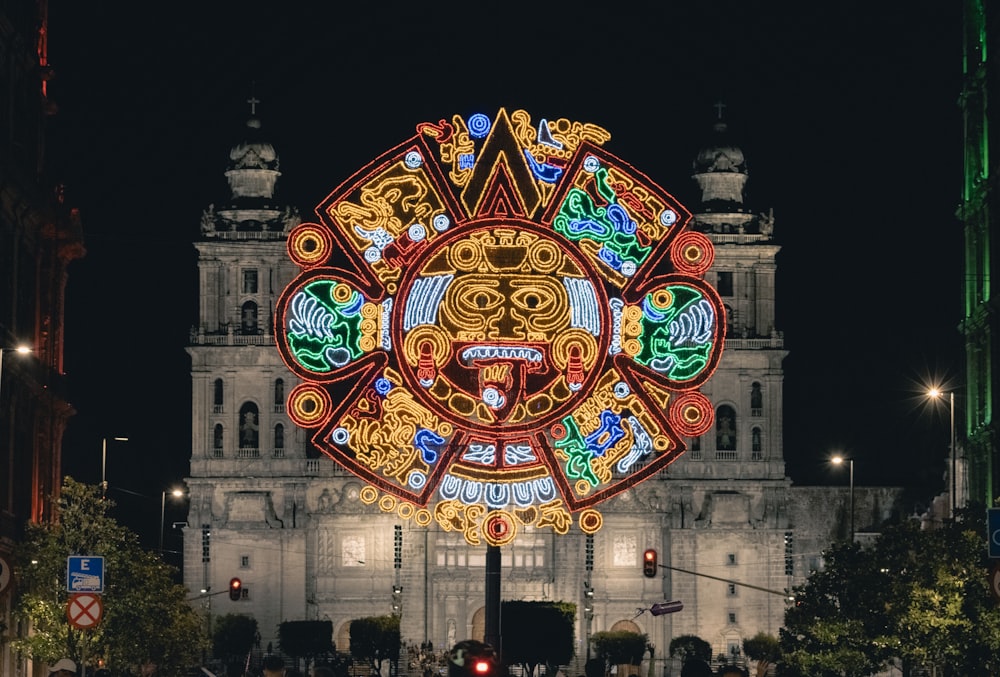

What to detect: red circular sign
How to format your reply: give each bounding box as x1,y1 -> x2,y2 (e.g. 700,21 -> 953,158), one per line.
66,592 -> 103,629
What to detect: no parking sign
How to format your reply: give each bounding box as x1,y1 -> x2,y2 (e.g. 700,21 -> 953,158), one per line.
66,592 -> 103,629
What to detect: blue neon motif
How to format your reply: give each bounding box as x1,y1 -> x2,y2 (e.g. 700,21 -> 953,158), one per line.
523,150 -> 564,183
414,428 -> 446,464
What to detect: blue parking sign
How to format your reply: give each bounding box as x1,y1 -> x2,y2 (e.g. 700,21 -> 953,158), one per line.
988,509 -> 1000,559
66,556 -> 104,593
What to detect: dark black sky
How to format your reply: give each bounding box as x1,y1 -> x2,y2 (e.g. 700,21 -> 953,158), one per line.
49,1 -> 964,544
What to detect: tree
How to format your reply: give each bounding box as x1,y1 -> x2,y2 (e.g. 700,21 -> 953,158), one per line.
349,615 -> 401,675
213,614 -> 258,667
667,635 -> 712,666
278,620 -> 335,672
741,633 -> 779,677
500,600 -> 575,676
780,507 -> 1000,677
590,630 -> 647,675
12,478 -> 208,675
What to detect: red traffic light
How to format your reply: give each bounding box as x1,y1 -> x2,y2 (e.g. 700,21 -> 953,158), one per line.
472,661 -> 491,675
643,549 -> 658,577
229,577 -> 242,601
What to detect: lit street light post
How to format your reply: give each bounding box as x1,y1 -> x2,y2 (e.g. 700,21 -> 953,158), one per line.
1,345 -> 32,507
0,344 -> 32,396
101,436 -> 129,498
831,455 -> 854,541
927,387 -> 957,518
160,488 -> 186,553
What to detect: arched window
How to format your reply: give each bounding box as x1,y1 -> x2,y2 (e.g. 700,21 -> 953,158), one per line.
213,378 -> 224,412
274,378 -> 285,412
239,402 -> 260,450
688,436 -> 701,460
750,382 -> 763,417
716,405 -> 737,453
241,301 -> 259,333
274,424 -> 285,456
751,427 -> 763,460
213,424 -> 224,457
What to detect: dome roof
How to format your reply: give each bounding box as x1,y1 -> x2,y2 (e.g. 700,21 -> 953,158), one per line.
693,121 -> 746,174
228,117 -> 279,171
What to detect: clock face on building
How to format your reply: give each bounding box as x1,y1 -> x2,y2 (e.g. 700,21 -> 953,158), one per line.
276,109 -> 725,545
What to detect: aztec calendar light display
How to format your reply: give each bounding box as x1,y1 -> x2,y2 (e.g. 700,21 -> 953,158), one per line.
276,109 -> 725,546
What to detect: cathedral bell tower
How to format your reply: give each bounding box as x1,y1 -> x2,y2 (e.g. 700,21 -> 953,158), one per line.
184,103 -> 309,649
674,108 -> 785,481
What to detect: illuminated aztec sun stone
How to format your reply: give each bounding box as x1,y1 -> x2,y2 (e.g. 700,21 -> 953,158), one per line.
276,109 -> 725,546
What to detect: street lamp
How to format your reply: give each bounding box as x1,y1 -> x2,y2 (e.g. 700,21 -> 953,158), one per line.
0,344 -> 32,395
160,487 -> 186,553
831,455 -> 854,541
101,436 -> 129,498
927,387 -> 957,518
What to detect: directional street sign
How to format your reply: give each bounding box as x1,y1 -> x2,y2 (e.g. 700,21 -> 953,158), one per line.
988,508 -> 1000,559
67,556 -> 104,593
650,600 -> 684,616
66,592 -> 103,629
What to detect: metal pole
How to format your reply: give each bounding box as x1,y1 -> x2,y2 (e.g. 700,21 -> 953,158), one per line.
101,438 -> 107,498
484,545 -> 501,656
101,437 -> 127,499
950,391 -> 956,518
159,491 -> 166,553
849,459 -> 855,541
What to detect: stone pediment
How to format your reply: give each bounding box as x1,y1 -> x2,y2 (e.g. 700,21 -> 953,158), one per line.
224,491 -> 284,527
701,491 -> 750,526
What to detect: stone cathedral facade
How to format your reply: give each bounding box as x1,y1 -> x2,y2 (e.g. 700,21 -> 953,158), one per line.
181,112 -> 900,672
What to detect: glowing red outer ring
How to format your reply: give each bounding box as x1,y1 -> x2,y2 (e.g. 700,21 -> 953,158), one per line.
483,511 -> 516,545
668,391 -> 714,437
669,231 -> 715,277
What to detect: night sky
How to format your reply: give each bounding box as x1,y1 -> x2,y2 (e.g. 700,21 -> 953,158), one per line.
47,2 -> 964,546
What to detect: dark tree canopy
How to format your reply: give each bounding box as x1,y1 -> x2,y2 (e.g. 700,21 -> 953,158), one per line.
781,506 -> 1000,677
278,620 -> 335,663
12,478 -> 207,675
213,614 -> 258,664
668,635 -> 712,664
741,633 -> 779,677
349,615 -> 401,674
500,600 -> 576,675
590,630 -> 648,668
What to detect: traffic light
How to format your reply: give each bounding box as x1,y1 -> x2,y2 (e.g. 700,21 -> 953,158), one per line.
643,549 -> 657,577
229,577 -> 242,601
